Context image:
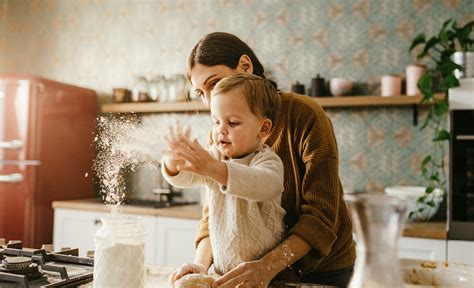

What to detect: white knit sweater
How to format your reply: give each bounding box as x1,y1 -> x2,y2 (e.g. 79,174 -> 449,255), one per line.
162,144 -> 286,275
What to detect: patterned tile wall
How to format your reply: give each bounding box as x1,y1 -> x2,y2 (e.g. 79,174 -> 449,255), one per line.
1,0 -> 473,193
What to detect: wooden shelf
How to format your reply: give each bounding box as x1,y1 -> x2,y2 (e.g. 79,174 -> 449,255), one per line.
313,95 -> 425,108
100,94 -> 444,114
101,101 -> 208,113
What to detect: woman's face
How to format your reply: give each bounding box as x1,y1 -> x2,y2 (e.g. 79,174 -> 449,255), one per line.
190,63 -> 245,107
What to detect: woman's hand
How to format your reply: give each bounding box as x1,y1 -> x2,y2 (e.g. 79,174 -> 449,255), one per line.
168,262 -> 208,287
212,260 -> 274,288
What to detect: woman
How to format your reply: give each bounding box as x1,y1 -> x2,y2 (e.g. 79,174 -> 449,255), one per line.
172,32 -> 356,287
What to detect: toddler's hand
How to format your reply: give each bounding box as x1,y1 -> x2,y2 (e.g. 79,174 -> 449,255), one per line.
168,263 -> 207,286
162,121 -> 191,175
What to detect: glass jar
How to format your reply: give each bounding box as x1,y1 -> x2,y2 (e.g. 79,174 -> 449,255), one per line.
344,193 -> 407,288
148,75 -> 167,102
167,74 -> 187,102
93,216 -> 146,288
131,76 -> 149,102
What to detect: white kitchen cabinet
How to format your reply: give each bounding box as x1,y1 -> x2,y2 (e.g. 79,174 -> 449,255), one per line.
53,208 -> 199,266
399,237 -> 447,261
53,208 -> 108,257
53,208 -> 157,265
155,217 -> 199,267
448,240 -> 474,266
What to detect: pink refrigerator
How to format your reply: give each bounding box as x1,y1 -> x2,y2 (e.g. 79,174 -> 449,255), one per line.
0,74 -> 97,248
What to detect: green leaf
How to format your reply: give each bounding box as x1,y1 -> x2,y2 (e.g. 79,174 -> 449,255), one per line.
421,156 -> 432,169
440,18 -> 454,32
418,74 -> 433,96
417,196 -> 427,203
420,109 -> 433,130
421,92 -> 434,103
434,100 -> 449,116
418,207 -> 425,212
422,36 -> 440,56
430,174 -> 440,182
409,33 -> 426,52
439,74 -> 460,91
433,130 -> 450,141
457,20 -> 474,50
427,200 -> 436,207
408,211 -> 415,219
426,186 -> 435,194
439,61 -> 462,76
438,19 -> 453,44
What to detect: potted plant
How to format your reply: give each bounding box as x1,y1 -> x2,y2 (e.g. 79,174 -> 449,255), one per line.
408,18 -> 473,220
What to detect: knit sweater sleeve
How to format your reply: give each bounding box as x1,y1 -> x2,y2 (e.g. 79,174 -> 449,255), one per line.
160,161 -> 207,188
288,100 -> 341,258
222,148 -> 284,202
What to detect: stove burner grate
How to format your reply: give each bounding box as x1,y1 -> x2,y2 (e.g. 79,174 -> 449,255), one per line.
0,241 -> 94,287
0,262 -> 43,281
2,257 -> 33,270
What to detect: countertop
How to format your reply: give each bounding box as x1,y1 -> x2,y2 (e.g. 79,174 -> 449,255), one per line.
52,198 -> 448,239
79,266 -> 174,287
52,198 -> 203,220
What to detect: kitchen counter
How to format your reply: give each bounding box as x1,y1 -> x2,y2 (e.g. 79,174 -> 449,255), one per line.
402,221 -> 447,240
52,199 -> 447,239
52,198 -> 202,220
79,266 -> 174,287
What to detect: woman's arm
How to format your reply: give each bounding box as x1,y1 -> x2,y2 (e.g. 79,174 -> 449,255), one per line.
213,235 -> 310,288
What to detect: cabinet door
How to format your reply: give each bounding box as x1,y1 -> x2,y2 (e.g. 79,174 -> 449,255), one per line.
399,237 -> 447,261
53,208 -> 157,265
448,240 -> 474,266
156,217 -> 199,266
53,208 -> 108,257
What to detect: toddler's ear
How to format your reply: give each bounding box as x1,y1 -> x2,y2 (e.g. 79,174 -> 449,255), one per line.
258,119 -> 272,138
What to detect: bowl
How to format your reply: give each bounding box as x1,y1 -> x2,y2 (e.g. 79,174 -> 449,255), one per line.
401,258 -> 474,287
329,78 -> 353,96
384,186 -> 443,222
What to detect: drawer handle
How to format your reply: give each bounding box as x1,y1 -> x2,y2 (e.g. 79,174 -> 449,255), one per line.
0,173 -> 23,183
94,219 -> 102,226
456,135 -> 474,141
0,140 -> 23,149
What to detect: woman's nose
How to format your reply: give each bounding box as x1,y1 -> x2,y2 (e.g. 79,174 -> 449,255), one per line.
201,93 -> 211,107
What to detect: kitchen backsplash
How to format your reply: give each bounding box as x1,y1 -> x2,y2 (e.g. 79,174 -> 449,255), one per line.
0,0 -> 472,193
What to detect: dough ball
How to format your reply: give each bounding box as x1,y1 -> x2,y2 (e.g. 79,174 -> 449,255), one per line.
174,273 -> 216,288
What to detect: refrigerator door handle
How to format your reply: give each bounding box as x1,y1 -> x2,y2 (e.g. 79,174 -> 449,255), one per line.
0,173 -> 23,183
0,139 -> 24,149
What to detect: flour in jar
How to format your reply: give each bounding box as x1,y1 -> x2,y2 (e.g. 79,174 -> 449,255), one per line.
93,242 -> 145,288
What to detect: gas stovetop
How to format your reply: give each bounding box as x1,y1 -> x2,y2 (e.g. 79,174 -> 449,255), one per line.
0,241 -> 93,287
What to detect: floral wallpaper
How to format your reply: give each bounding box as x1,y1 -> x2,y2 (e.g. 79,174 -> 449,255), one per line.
1,0 -> 473,193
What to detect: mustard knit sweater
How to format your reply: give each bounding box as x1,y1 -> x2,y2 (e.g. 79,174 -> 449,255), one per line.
195,91 -> 356,276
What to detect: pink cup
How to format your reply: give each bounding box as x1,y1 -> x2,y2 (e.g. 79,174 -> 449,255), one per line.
381,75 -> 402,97
406,64 -> 427,96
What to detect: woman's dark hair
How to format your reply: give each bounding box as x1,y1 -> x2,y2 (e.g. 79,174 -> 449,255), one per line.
187,32 -> 277,88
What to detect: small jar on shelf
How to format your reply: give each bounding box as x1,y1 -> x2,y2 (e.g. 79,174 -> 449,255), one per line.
131,76 -> 150,102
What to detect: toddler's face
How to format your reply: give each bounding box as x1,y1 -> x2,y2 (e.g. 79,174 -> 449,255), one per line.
210,90 -> 264,158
